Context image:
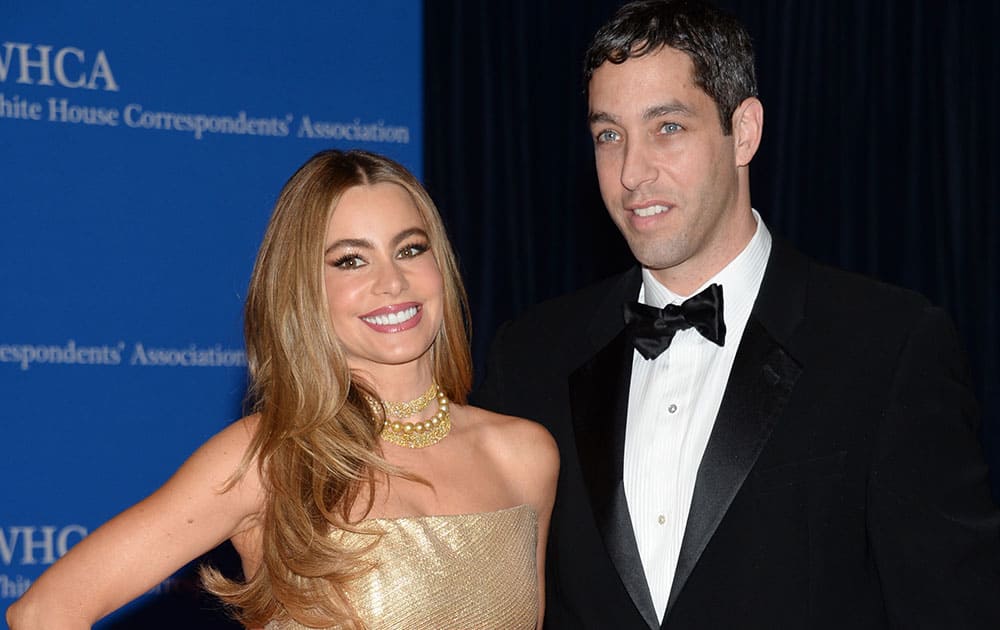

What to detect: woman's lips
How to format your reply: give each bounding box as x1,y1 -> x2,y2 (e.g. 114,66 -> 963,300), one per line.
359,303 -> 422,332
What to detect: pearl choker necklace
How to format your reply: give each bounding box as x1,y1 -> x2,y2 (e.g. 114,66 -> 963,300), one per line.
367,384 -> 451,449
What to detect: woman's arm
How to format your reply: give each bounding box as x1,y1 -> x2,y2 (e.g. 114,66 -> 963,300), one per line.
496,417 -> 559,630
5,416 -> 264,630
527,426 -> 558,629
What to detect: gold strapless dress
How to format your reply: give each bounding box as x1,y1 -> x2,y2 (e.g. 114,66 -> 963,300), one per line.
266,504 -> 538,630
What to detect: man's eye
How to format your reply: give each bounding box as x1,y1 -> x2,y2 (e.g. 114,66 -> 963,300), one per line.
332,254 -> 366,269
660,122 -> 683,134
596,129 -> 621,143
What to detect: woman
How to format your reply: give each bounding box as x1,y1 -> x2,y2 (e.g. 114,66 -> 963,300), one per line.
6,150 -> 558,629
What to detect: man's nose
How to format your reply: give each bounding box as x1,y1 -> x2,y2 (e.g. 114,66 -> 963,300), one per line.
620,140 -> 657,191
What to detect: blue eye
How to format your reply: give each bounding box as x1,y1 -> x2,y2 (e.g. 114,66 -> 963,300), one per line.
595,129 -> 621,144
660,122 -> 682,134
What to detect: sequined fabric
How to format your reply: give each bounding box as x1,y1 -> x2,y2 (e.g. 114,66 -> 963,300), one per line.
266,504 -> 538,630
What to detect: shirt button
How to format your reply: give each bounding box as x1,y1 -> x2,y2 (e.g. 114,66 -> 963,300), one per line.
657,514 -> 666,525
667,404 -> 678,413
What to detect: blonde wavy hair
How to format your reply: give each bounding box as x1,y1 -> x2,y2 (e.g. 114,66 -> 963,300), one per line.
202,150 -> 472,628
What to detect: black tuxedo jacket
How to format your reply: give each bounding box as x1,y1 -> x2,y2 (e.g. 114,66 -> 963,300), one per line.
475,239 -> 1000,628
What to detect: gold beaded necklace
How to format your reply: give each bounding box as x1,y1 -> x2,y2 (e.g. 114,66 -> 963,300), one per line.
366,384 -> 452,449
376,381 -> 437,418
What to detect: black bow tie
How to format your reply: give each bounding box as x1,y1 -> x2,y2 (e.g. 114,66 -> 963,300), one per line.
623,283 -> 726,360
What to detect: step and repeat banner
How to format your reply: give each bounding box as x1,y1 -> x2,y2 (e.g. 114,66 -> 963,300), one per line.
1,2 -> 421,627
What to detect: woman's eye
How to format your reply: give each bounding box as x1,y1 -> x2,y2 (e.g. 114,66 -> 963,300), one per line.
398,242 -> 429,259
332,254 -> 366,269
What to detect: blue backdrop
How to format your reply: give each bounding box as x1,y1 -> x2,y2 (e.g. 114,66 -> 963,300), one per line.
1,2 -> 421,627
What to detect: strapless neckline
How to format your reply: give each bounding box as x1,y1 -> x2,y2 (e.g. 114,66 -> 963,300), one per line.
266,502 -> 538,629
359,503 -> 534,526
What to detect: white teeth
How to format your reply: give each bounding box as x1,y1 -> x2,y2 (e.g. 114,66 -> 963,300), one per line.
363,306 -> 418,326
633,204 -> 670,217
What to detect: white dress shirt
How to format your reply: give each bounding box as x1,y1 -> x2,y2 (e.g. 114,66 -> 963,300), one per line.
623,211 -> 772,621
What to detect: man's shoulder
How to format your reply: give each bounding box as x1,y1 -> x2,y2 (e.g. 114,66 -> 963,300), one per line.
777,245 -> 962,375
770,237 -> 933,316
804,254 -> 933,317
475,269 -> 639,413
502,267 -> 638,338
758,238 -> 945,350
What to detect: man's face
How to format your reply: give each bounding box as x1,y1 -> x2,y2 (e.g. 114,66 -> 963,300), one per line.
588,46 -> 749,292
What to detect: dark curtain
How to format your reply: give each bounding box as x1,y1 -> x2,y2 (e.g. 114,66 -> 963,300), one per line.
423,0 -> 999,494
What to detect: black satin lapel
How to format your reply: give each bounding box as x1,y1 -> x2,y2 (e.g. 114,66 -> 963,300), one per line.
569,330 -> 660,630
665,318 -> 802,617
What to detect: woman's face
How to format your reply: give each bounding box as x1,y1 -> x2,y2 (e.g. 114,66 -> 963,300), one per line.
323,182 -> 444,377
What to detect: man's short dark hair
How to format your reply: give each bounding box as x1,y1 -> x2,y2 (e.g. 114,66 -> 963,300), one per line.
584,0 -> 757,134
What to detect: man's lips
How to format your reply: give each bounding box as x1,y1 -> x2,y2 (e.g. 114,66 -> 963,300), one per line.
627,202 -> 673,218
625,202 -> 674,229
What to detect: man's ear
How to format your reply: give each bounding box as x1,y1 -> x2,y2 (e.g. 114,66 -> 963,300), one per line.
732,97 -> 763,167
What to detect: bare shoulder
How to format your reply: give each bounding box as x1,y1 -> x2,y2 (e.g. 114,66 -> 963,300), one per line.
190,414 -> 259,478
208,413 -> 259,463
461,406 -> 557,460
170,413 -> 265,516
459,405 -> 559,507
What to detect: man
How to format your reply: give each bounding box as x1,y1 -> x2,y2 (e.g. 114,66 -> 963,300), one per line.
475,1 -> 1000,627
